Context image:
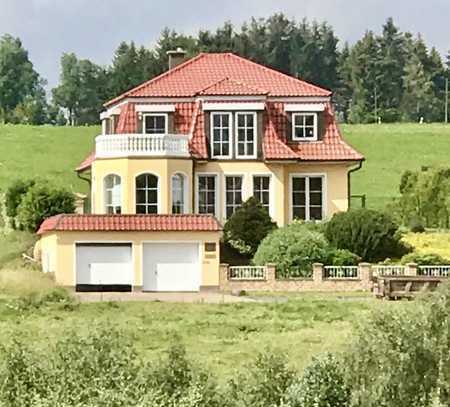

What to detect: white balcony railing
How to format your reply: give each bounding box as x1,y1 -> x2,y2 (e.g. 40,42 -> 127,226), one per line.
95,134 -> 190,158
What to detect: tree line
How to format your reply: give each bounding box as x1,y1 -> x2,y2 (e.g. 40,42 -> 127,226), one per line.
1,14 -> 449,126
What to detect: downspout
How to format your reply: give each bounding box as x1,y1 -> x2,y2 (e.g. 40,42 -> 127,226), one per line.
347,160 -> 364,209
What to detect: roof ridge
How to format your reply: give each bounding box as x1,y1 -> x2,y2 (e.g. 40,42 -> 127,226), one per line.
226,53 -> 332,96
104,53 -> 207,107
197,76 -> 268,95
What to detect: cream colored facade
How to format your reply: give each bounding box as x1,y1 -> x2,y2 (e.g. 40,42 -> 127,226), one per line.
40,231 -> 220,289
91,157 -> 352,226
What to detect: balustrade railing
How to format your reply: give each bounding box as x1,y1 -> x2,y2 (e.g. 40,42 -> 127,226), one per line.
229,266 -> 266,281
324,266 -> 359,279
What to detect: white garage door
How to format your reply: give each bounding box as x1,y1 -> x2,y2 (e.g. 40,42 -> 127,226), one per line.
143,243 -> 200,292
75,243 -> 133,291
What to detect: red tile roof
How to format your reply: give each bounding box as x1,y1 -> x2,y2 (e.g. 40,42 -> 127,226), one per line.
38,214 -> 222,235
198,77 -> 268,96
263,102 -> 363,161
105,53 -> 331,106
76,152 -> 95,172
115,103 -> 137,134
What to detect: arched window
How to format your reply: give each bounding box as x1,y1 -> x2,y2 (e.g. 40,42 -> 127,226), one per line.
172,173 -> 186,214
104,174 -> 121,214
136,173 -> 158,214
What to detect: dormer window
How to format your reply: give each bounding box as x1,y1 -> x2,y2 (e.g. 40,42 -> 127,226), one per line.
292,113 -> 318,141
236,112 -> 257,158
143,113 -> 168,135
211,112 -> 232,158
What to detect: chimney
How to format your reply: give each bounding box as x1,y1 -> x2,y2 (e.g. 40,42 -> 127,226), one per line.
167,47 -> 187,70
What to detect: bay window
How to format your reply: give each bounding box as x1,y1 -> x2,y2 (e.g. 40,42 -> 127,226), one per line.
291,175 -> 324,221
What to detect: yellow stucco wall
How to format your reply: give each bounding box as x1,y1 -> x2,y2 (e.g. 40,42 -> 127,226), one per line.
92,158 -> 193,214
40,233 -> 58,273
195,161 -> 351,226
40,230 -> 221,289
91,157 -> 352,226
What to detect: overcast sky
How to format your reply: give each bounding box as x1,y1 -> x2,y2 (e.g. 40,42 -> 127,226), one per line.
1,0 -> 449,89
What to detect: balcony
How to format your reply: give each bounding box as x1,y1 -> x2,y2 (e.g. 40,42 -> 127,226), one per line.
95,134 -> 190,159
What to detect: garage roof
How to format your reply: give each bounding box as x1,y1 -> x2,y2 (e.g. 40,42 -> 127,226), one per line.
37,214 -> 222,234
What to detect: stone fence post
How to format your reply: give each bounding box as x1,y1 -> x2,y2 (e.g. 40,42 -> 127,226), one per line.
266,263 -> 276,284
358,263 -> 373,291
219,263 -> 229,291
313,263 -> 323,285
406,262 -> 418,276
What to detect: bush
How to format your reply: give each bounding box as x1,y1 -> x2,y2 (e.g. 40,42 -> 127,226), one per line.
409,217 -> 425,233
228,351 -> 295,407
253,222 -> 330,277
4,178 -> 36,228
324,209 -> 410,262
400,252 -> 450,266
328,249 -> 361,266
16,184 -> 75,232
224,197 -> 277,257
285,353 -> 350,407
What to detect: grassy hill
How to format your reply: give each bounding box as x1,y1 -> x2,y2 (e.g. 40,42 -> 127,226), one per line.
0,124 -> 99,195
1,123 -> 450,209
342,123 -> 450,209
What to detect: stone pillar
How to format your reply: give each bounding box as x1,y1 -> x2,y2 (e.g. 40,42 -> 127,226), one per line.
266,263 -> 276,282
313,263 -> 324,285
219,264 -> 229,291
406,262 -> 418,276
358,263 -> 373,291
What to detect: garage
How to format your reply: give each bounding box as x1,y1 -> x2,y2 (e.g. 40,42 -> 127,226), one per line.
75,243 -> 133,292
143,242 -> 200,292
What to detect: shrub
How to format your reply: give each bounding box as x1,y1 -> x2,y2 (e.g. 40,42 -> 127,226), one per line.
328,249 -> 361,266
409,217 -> 425,233
4,178 -> 36,228
324,209 -> 410,262
400,252 -> 450,266
224,197 -> 277,257
285,353 -> 350,407
16,184 -> 75,232
228,351 -> 295,407
253,222 -> 330,277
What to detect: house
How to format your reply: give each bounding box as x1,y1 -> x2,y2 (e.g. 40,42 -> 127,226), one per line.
38,50 -> 363,293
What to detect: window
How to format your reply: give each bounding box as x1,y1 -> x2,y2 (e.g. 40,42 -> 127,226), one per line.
136,173 -> 158,214
253,175 -> 270,212
236,112 -> 256,158
225,176 -> 243,219
172,173 -> 186,214
291,175 -> 324,221
104,174 -> 121,214
292,113 -> 317,140
211,113 -> 231,158
143,114 -> 167,134
197,175 -> 217,216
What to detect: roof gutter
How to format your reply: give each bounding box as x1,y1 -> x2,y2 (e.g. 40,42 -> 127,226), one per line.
347,160 -> 364,209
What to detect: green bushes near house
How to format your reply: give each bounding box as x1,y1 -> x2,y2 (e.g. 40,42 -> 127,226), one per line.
400,252 -> 450,266
5,178 -> 75,232
324,209 -> 410,262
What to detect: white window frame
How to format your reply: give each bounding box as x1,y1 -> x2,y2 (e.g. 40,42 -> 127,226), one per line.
142,113 -> 168,135
252,174 -> 273,217
224,174 -> 244,219
289,173 -> 327,222
103,174 -> 122,214
210,112 -> 233,159
291,112 -> 318,141
171,172 -> 188,214
235,112 -> 257,159
135,172 -> 160,214
195,173 -> 219,217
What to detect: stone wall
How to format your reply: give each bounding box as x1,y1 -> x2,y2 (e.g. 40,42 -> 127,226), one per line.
220,263 -> 374,292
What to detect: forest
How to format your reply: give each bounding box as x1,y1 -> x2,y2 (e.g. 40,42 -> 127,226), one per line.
0,14 -> 448,125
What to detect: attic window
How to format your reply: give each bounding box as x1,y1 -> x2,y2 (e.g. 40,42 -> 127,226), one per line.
292,113 -> 318,141
143,114 -> 168,135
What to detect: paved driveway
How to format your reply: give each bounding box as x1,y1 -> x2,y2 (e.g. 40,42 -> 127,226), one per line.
75,291 -> 256,304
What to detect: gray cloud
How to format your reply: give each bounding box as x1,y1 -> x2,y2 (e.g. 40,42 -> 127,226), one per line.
1,0 -> 448,89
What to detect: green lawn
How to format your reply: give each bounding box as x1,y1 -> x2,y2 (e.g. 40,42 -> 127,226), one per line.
0,288 -> 396,380
0,124 -> 99,194
342,123 -> 450,209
